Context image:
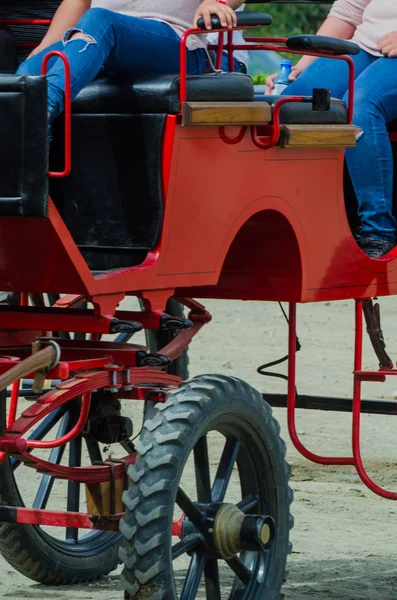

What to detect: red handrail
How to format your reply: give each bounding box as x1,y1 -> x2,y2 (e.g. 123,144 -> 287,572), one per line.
41,50 -> 72,178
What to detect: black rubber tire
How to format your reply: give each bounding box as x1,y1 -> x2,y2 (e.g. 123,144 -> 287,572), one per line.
143,298 -> 189,380
120,374 -> 293,600
0,391 -> 120,584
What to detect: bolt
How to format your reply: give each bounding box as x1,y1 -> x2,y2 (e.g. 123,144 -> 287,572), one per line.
208,528 -> 213,534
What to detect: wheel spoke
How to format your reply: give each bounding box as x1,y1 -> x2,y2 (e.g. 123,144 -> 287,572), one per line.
66,432 -> 82,542
11,405 -> 68,471
84,433 -> 103,464
176,488 -> 203,524
226,556 -> 252,587
237,494 -> 260,514
172,534 -> 202,560
32,412 -> 72,509
204,558 -> 221,600
194,435 -> 211,502
180,552 -> 205,600
212,438 -> 241,502
114,332 -> 134,343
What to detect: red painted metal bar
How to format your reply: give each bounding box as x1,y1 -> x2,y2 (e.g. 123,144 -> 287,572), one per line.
0,19 -> 51,25
216,32 -> 224,71
252,96 -> 306,150
26,392 -> 91,450
227,30 -> 234,72
17,41 -> 38,48
219,126 -> 247,145
287,303 -> 355,465
172,515 -> 184,538
0,307 -> 113,334
0,505 -> 122,531
41,51 -> 72,177
352,300 -> 397,500
7,380 -> 20,428
0,504 -> 183,533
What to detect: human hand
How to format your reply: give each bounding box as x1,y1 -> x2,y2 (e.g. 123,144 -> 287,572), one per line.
378,32 -> 397,57
265,65 -> 302,95
193,0 -> 237,30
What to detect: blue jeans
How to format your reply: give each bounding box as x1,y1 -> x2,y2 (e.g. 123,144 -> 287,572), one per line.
17,8 -> 208,120
285,49 -> 397,242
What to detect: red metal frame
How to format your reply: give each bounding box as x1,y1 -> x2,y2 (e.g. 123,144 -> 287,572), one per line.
0,504 -> 184,534
288,302 -> 397,500
182,30 -> 355,153
41,51 -> 72,178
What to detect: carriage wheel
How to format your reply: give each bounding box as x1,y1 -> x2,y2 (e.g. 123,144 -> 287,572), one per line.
0,391 -> 125,584
0,295 -> 188,584
120,375 -> 293,599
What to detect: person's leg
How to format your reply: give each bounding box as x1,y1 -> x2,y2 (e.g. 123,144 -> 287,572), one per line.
220,52 -> 247,73
343,57 -> 397,255
17,41 -> 64,76
284,50 -> 376,99
40,8 -> 207,120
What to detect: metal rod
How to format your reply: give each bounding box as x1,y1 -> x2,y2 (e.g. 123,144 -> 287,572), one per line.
287,302 -> 355,466
263,393 -> 397,415
0,505 -> 121,531
352,300 -> 397,500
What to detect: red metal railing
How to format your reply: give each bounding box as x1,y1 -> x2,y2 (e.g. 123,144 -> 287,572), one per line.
41,50 -> 72,178
180,28 -> 356,151
287,301 -> 397,500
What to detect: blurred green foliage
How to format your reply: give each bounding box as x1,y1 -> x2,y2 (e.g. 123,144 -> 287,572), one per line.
245,3 -> 329,37
245,3 -> 329,63
252,74 -> 270,84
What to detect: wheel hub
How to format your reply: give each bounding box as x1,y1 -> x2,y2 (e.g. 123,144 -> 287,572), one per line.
181,501 -> 275,561
213,503 -> 275,560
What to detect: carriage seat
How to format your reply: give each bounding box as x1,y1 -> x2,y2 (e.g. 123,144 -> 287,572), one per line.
50,71 -> 254,272
71,71 -> 254,114
255,93 -> 348,125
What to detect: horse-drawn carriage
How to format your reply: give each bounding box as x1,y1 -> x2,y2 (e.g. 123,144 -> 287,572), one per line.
0,0 -> 395,598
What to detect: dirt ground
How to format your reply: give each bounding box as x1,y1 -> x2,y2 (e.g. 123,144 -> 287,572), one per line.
2,298 -> 397,599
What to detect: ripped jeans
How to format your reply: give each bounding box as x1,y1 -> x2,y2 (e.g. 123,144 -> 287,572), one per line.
284,49 -> 397,242
17,8 -> 208,120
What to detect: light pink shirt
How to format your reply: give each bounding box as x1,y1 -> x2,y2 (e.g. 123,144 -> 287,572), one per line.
329,0 -> 397,56
90,0 -> 205,49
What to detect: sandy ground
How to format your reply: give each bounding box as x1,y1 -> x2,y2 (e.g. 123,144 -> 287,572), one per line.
2,298 -> 397,599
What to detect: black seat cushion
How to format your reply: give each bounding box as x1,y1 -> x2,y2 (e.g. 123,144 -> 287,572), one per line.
72,72 -> 254,115
50,113 -> 166,271
51,71 -> 253,271
0,74 -> 48,217
254,90 -> 348,125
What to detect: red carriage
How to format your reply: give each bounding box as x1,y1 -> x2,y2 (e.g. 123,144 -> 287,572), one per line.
0,0 -> 395,598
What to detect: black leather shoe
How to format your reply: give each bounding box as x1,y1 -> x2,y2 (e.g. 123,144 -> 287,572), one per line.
358,236 -> 396,259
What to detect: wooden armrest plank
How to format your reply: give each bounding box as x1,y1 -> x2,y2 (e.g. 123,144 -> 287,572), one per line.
280,124 -> 357,148
182,102 -> 271,126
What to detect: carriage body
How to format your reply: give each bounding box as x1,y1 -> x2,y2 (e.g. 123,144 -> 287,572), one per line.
0,1 -> 396,599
